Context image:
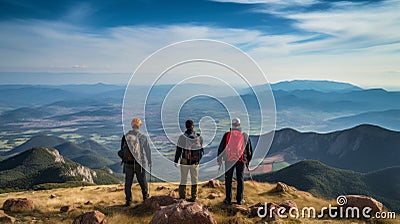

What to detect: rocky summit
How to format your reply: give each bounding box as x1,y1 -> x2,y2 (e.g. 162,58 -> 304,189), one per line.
0,181 -> 397,223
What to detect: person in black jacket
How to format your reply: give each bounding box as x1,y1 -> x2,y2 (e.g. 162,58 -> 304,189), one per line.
174,120 -> 204,202
119,118 -> 152,206
217,118 -> 252,205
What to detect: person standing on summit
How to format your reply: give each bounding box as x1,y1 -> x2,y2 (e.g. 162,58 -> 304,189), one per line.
174,120 -> 204,202
217,118 -> 253,205
118,118 -> 152,206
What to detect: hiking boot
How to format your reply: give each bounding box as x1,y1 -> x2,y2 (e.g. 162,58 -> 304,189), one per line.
191,185 -> 197,199
143,194 -> 149,201
237,199 -> 245,205
178,185 -> 186,199
187,198 -> 196,202
125,201 -> 131,207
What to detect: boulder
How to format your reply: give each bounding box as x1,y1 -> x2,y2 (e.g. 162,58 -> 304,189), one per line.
150,200 -> 216,224
279,200 -> 298,211
207,179 -> 221,188
227,204 -> 250,216
249,203 -> 265,218
72,210 -> 106,224
156,186 -> 169,191
343,195 -> 383,214
275,182 -> 289,192
208,193 -> 221,199
107,187 -> 118,192
60,205 -> 76,213
2,198 -> 35,213
144,195 -> 177,209
50,194 -> 57,199
84,201 -> 93,205
0,210 -> 15,223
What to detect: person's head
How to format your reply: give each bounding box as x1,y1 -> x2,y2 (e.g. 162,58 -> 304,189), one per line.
231,117 -> 241,128
185,119 -> 194,130
131,117 -> 142,129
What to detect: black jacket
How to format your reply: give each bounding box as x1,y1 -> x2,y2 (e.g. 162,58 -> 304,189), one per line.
217,128 -> 252,163
174,129 -> 204,164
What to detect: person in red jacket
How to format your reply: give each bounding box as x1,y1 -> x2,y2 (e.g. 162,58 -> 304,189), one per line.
217,118 -> 253,205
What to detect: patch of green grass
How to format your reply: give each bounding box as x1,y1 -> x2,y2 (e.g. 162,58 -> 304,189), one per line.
273,161 -> 291,171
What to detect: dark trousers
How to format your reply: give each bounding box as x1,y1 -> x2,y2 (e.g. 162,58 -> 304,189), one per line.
224,161 -> 245,203
124,163 -> 148,202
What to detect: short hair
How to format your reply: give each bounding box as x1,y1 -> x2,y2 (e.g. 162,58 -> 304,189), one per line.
131,117 -> 142,128
185,120 -> 194,129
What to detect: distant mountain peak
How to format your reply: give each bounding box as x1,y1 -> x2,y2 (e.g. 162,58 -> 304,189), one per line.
271,80 -> 362,92
43,147 -> 65,163
343,123 -> 397,133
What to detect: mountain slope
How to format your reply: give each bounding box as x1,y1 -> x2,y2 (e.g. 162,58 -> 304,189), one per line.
54,142 -> 114,169
78,139 -> 119,161
0,147 -> 120,191
0,107 -> 51,122
1,135 -> 116,169
0,86 -> 84,107
257,124 -> 400,172
2,135 -> 68,157
252,160 -> 400,212
328,109 -> 400,131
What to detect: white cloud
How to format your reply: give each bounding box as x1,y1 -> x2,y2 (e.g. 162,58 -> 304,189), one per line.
62,2 -> 98,23
0,0 -> 399,88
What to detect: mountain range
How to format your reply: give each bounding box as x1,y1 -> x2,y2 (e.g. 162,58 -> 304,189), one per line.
240,80 -> 363,95
3,123 -> 399,176
253,124 -> 400,172
252,160 -> 400,212
270,80 -> 363,92
1,80 -> 400,153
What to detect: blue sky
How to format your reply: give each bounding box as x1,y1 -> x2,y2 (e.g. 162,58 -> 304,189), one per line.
0,0 -> 399,88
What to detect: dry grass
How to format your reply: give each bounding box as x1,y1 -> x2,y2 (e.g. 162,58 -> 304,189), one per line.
0,181 -> 398,223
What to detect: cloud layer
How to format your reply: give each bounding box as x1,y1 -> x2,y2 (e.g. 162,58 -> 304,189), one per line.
0,0 -> 399,88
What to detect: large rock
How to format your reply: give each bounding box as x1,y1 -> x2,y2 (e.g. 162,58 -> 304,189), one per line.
150,200 -> 216,224
208,193 -> 221,199
275,182 -> 289,192
227,204 -> 250,216
343,195 -> 383,214
0,210 -> 15,223
60,205 -> 76,213
249,203 -> 265,218
72,210 -> 106,224
207,179 -> 221,188
279,200 -> 298,212
2,198 -> 35,213
144,195 -> 177,209
156,186 -> 169,191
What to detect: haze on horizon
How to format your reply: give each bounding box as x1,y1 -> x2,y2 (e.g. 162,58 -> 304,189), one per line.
0,0 -> 399,90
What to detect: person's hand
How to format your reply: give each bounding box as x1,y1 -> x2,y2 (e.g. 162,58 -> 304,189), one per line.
174,162 -> 178,167
148,162 -> 152,168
